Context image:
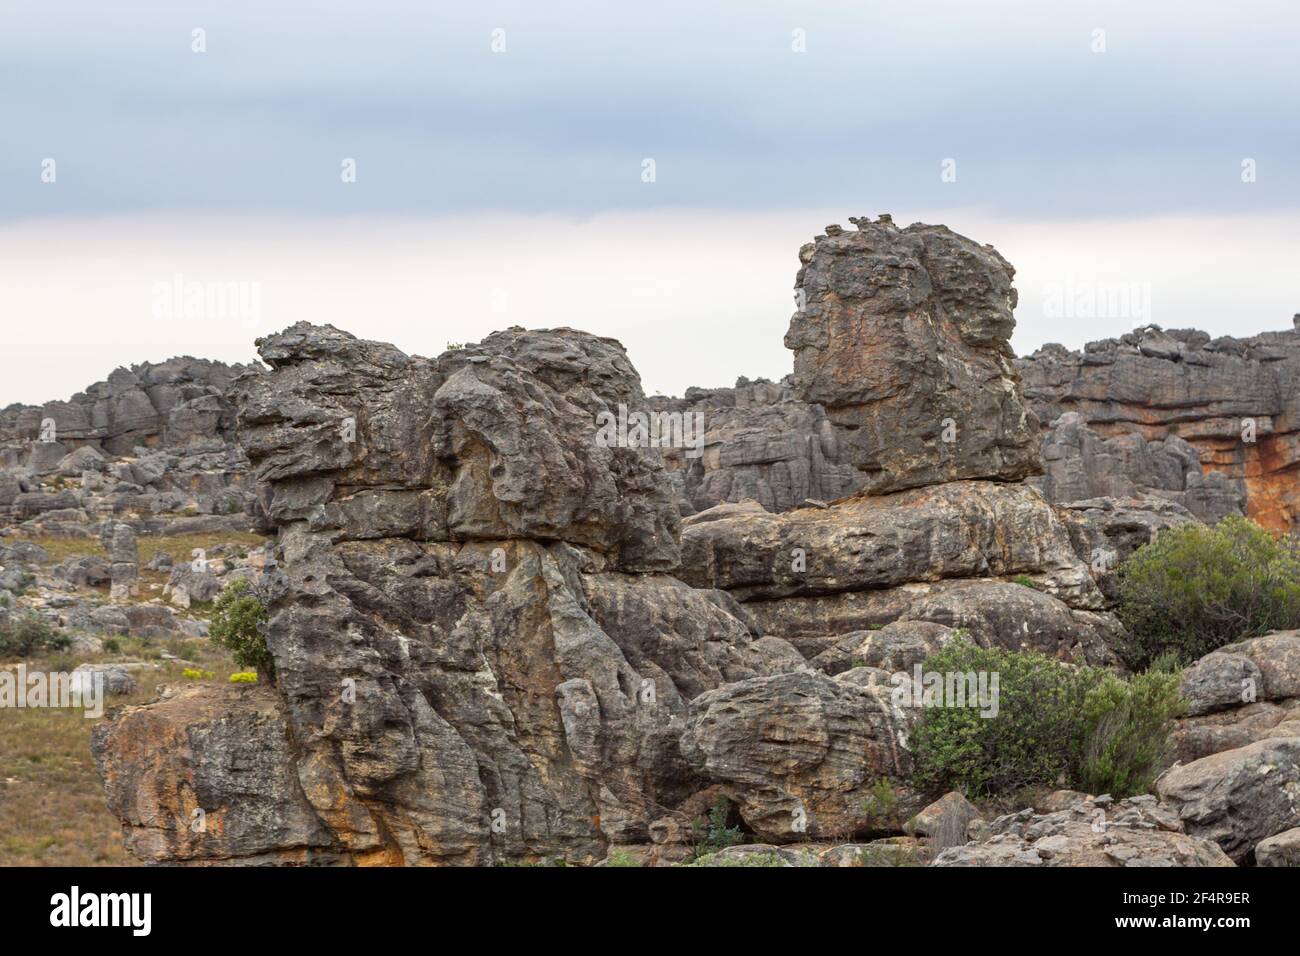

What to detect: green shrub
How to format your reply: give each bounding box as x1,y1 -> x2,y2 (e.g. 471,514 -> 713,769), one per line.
209,579 -> 274,681
1117,516 -> 1300,668
0,613 -> 71,657
909,641 -> 1099,797
605,849 -> 642,868
102,637 -> 122,654
1077,669 -> 1184,798
861,778 -> 900,828
691,797 -> 745,858
910,639 -> 1185,799
228,671 -> 258,684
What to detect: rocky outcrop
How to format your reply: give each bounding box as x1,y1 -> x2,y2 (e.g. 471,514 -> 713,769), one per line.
1019,322 -> 1300,532
0,356 -> 266,655
93,322 -> 815,864
647,218 -> 1042,517
87,218 -> 1300,869
92,683 -> 342,865
648,379 -> 863,515
785,219 -> 1040,492
930,794 -> 1234,867
679,481 -> 1120,664
1032,412 -> 1244,524
0,356 -> 253,457
0,357 -> 257,535
1157,738 -> 1300,863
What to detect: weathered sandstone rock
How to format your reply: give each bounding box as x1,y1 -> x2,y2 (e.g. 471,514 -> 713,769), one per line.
1157,737 -> 1300,862
680,670 -> 918,842
93,323 -> 812,865
1019,322 -> 1300,532
680,481 -> 1097,605
931,794 -> 1234,867
785,218 -> 1040,492
1180,651 -> 1264,716
1032,411 -> 1244,523
1255,827 -> 1300,867
649,379 -> 864,515
678,480 -> 1119,664
92,684 -> 343,865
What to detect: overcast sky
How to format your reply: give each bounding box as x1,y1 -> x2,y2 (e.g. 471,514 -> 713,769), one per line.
2,0 -> 1297,405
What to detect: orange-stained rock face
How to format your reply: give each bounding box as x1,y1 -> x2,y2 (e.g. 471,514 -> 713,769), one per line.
1233,433 -> 1300,533
90,683 -> 345,865
1019,322 -> 1300,533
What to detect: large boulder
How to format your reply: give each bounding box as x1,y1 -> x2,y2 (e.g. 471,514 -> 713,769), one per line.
1220,632 -> 1300,701
678,479 -> 1118,665
1169,702 -> 1300,765
1180,651 -> 1264,716
680,670 -> 918,842
1157,738 -> 1300,862
784,218 -> 1040,492
92,684 -> 344,865
1255,827 -> 1300,867
680,481 -> 1098,606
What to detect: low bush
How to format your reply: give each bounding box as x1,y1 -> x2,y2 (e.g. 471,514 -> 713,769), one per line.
910,639 -> 1184,799
1117,516 -> 1300,668
1077,669 -> 1184,798
209,579 -> 273,681
690,797 -> 745,858
909,641 -> 1099,797
0,613 -> 71,657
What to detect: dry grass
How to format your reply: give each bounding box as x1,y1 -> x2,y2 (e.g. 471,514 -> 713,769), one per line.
1,529 -> 263,865
20,530 -> 266,568
0,643 -> 236,866
13,530 -> 267,613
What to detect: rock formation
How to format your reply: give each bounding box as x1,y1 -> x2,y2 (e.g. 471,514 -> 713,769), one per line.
1031,411 -> 1244,524
0,356 -> 251,455
649,379 -> 863,514
1018,322 -> 1300,532
785,220 -> 1041,492
78,220 -> 1300,867
94,322 -> 834,863
0,356 -> 266,660
0,357 -> 256,535
931,793 -> 1233,867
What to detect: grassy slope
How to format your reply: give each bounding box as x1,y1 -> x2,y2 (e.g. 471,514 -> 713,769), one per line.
0,531 -> 261,865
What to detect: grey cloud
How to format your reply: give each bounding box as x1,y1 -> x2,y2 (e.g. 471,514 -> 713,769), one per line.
2,0 -> 1296,219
